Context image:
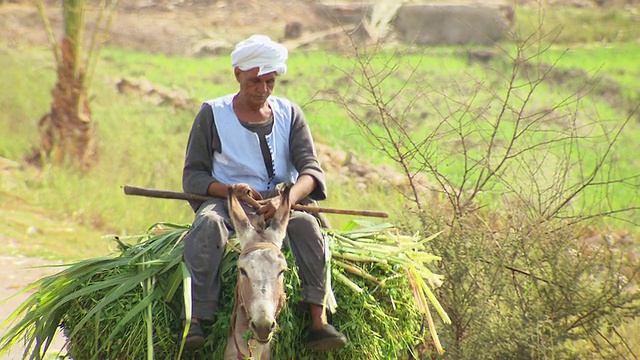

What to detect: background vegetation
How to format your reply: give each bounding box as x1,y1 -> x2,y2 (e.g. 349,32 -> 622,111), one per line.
1,1 -> 639,359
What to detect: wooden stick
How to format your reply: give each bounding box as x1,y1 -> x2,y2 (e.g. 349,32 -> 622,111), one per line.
123,185 -> 389,218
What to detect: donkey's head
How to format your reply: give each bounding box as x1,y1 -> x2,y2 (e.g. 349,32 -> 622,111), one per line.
228,186 -> 291,344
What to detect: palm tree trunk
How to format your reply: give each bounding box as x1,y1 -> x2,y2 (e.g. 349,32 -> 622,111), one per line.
32,0 -> 96,171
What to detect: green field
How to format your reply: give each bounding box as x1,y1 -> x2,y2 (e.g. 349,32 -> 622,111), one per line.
4,43 -> 638,254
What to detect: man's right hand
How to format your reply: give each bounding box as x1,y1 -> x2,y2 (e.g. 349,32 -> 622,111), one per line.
232,183 -> 263,201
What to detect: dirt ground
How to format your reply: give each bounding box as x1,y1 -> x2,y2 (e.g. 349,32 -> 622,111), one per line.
1,0 -> 332,56
0,256 -> 65,359
3,0 -> 634,56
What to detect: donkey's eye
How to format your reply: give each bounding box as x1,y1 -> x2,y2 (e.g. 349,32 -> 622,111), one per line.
239,268 -> 248,277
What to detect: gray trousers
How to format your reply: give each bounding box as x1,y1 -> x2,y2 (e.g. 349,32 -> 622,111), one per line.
183,197 -> 328,321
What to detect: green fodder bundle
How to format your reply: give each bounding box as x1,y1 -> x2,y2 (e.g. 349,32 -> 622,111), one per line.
0,221 -> 449,360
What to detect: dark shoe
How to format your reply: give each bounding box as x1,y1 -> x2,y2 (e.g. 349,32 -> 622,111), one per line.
183,322 -> 205,349
306,324 -> 347,351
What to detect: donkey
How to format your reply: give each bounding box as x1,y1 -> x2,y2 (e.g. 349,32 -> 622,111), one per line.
223,185 -> 291,360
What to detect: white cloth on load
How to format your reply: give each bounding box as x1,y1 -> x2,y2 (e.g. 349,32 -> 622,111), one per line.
231,34 -> 288,76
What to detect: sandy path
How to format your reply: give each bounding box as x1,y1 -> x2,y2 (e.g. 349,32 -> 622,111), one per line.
0,256 -> 67,360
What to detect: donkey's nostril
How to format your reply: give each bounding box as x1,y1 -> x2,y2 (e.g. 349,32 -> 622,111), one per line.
270,321 -> 276,330
250,321 -> 258,330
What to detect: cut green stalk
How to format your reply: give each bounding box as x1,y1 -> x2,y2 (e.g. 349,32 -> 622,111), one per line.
332,252 -> 388,263
333,269 -> 365,293
332,259 -> 381,285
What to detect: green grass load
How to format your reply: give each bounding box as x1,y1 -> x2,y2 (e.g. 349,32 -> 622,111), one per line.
0,220 -> 448,360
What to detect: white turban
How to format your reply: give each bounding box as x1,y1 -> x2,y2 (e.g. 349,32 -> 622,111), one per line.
231,35 -> 288,76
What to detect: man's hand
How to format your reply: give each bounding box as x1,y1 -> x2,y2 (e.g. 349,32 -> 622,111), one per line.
232,183 -> 263,201
257,196 -> 287,220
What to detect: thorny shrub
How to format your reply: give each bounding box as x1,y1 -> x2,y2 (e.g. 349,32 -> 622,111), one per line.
329,20 -> 640,359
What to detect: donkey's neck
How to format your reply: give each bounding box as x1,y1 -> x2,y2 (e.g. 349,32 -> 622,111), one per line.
224,305 -> 271,360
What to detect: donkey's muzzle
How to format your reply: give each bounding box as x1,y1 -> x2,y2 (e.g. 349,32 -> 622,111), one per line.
250,318 -> 277,343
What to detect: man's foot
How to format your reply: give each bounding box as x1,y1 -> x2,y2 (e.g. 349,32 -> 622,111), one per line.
306,324 -> 347,351
183,322 -> 205,349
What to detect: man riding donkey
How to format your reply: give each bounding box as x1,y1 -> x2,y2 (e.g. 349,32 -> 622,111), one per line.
180,34 -> 347,352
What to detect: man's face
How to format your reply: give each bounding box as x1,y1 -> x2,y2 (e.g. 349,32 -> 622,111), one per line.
235,67 -> 276,108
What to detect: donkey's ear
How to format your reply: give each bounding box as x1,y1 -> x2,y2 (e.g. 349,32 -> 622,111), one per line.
265,185 -> 291,248
228,186 -> 255,248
